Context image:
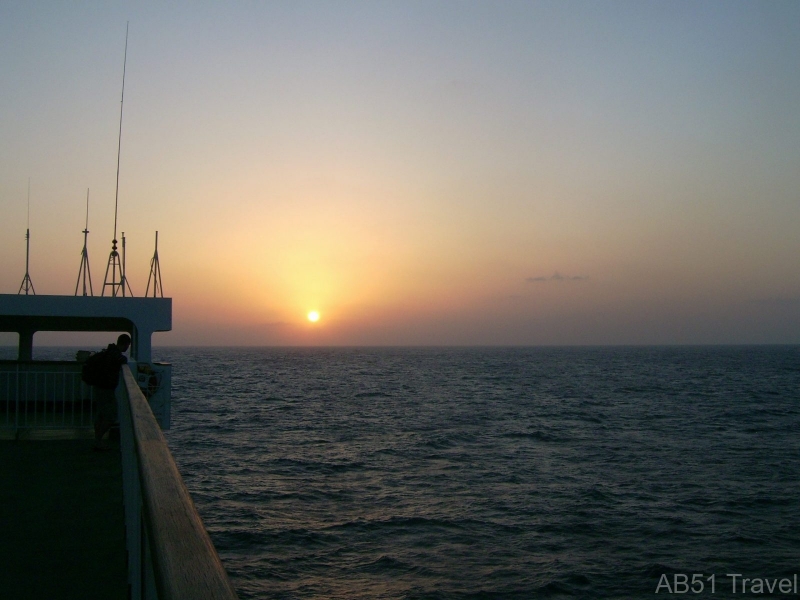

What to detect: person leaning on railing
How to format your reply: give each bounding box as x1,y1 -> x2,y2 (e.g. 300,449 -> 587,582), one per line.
93,333 -> 131,451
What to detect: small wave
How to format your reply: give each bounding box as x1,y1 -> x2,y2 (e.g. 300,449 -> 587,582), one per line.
643,563 -> 682,577
213,526 -> 338,552
534,579 -> 574,596
421,431 -> 478,449
331,515 -> 470,535
268,457 -> 366,475
357,554 -> 417,574
321,461 -> 367,474
502,430 -> 562,443
726,533 -> 768,546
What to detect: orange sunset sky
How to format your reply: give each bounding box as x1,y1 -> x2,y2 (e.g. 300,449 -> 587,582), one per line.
1,2 -> 799,346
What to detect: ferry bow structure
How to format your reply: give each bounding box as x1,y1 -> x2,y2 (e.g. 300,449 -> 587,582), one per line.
0,294 -> 239,599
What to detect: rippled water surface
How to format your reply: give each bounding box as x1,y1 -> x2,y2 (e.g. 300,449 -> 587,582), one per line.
149,347 -> 800,599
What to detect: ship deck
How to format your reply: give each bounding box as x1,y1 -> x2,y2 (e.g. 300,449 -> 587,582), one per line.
0,438 -> 128,599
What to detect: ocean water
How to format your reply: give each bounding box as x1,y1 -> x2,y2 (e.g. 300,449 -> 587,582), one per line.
147,346 -> 800,599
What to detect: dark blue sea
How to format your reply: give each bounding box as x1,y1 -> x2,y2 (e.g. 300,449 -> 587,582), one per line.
144,346 -> 798,599
18,345 -> 800,598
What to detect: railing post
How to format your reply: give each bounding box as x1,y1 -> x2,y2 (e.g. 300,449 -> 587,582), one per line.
14,364 -> 20,430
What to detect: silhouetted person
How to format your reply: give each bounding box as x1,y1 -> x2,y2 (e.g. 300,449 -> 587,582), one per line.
92,333 -> 131,450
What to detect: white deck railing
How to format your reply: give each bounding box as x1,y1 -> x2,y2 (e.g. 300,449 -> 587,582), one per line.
118,365 -> 239,600
0,363 -> 94,431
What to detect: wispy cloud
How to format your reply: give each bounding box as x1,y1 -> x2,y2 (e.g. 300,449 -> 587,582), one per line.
526,272 -> 589,283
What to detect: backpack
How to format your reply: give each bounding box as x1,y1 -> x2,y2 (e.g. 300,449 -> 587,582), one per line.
81,349 -> 115,387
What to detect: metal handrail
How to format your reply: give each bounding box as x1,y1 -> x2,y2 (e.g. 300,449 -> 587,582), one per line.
0,364 -> 94,431
119,365 -> 238,600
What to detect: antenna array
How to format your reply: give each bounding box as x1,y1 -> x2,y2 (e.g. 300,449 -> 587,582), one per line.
14,24 -> 167,300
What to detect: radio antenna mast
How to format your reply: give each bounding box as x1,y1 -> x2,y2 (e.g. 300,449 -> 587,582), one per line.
18,178 -> 36,295
103,22 -> 131,297
145,231 -> 164,297
75,188 -> 94,296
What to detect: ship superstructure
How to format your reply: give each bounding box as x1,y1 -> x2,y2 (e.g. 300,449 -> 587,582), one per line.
0,292 -> 238,599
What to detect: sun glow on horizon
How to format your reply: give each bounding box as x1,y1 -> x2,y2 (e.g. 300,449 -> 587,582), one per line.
307,311 -> 320,323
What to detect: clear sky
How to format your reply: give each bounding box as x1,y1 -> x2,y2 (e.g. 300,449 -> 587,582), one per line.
1,1 -> 799,346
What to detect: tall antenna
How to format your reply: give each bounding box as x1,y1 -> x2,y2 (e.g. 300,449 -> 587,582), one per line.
146,231 -> 164,298
18,178 -> 36,295
75,188 -> 94,296
103,22 -> 131,297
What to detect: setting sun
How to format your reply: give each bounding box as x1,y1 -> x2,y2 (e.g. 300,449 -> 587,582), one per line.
307,311 -> 320,323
